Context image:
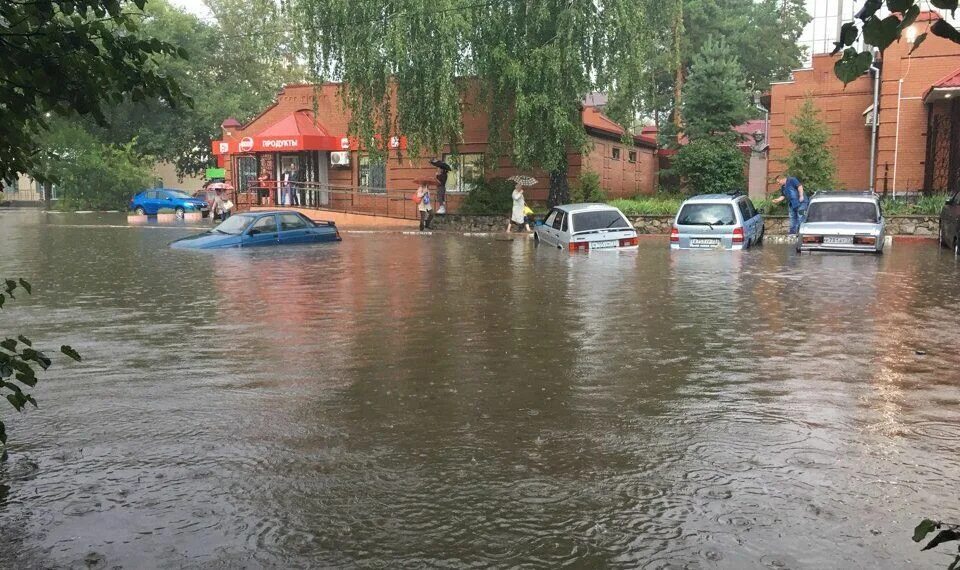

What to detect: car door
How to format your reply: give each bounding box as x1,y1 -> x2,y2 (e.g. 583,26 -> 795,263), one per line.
742,198 -> 761,244
278,213 -> 314,245
557,210 -> 570,247
945,190 -> 960,243
539,210 -> 559,245
242,214 -> 280,247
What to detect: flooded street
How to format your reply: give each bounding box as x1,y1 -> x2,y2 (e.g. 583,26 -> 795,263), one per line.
1,209 -> 959,568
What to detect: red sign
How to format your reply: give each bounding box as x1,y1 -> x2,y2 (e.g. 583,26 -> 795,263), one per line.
238,137 -> 254,152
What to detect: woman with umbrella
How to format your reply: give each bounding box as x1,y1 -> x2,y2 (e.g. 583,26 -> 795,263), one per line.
430,159 -> 452,214
506,175 -> 535,232
414,178 -> 435,231
208,182 -> 234,221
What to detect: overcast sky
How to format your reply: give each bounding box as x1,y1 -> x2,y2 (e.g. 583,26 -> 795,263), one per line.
168,0 -> 213,20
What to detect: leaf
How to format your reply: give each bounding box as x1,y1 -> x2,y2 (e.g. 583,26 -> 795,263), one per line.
914,519 -> 939,542
931,0 -> 959,13
932,19 -> 960,43
16,336 -> 31,347
910,32 -> 928,54
863,15 -> 902,51
949,555 -> 960,570
6,392 -> 26,412
833,22 -> 859,54
856,0 -> 884,20
3,280 -> 16,295
0,294 -> 5,309
900,4 -> 921,28
0,365 -> 11,379
923,529 -> 960,550
0,420 -> 5,445
0,339 -> 17,353
60,345 -> 82,362
887,0 -> 913,13
15,372 -> 36,388
17,279 -> 31,295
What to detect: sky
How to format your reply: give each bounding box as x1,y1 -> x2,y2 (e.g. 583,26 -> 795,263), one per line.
167,0 -> 213,20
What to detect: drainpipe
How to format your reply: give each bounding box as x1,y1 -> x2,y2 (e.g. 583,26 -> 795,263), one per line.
868,60 -> 880,194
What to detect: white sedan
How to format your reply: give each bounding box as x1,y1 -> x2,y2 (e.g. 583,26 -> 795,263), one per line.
534,203 -> 639,252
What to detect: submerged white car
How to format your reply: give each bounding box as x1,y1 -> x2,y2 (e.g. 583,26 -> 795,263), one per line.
797,191 -> 885,254
534,203 -> 639,252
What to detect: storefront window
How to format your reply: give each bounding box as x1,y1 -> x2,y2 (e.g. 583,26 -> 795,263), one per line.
442,153 -> 484,193
358,155 -> 386,193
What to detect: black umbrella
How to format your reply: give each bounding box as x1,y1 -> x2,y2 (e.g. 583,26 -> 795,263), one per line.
430,159 -> 453,171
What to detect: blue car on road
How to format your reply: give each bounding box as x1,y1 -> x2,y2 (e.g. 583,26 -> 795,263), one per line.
170,211 -> 341,249
130,189 -> 208,218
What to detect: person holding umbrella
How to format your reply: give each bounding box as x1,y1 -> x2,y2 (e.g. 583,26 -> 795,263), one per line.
506,175 -> 535,232
430,158 -> 452,215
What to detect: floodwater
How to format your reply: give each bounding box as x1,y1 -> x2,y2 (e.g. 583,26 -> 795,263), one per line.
1,209 -> 959,569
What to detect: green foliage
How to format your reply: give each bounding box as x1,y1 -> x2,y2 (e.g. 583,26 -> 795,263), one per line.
458,177 -> 515,215
36,121 -> 153,211
912,518 -> 960,569
683,38 -> 752,141
570,171 -> 607,203
0,0 -> 186,183
672,136 -> 746,195
784,98 -> 836,191
609,194 -> 786,216
880,194 -> 949,215
0,279 -> 81,458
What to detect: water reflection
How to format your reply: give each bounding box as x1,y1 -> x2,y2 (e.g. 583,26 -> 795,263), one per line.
0,211 -> 959,568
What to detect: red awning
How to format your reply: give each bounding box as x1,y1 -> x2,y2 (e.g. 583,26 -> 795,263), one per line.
212,110 -> 345,154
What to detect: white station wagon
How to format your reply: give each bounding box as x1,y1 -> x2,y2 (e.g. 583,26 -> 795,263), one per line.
534,203 -> 639,252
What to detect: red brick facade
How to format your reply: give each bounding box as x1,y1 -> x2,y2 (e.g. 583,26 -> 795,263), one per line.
768,12 -> 960,194
216,83 -> 656,213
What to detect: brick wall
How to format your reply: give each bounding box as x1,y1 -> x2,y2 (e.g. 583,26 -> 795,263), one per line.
579,137 -> 657,198
768,13 -> 960,195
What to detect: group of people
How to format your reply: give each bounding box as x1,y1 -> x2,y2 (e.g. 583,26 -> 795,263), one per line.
773,174 -> 809,235
414,164 -> 533,233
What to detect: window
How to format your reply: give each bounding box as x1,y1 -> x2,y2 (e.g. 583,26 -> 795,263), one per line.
358,155 -> 386,193
806,202 -> 879,223
738,200 -> 752,222
612,148 -> 621,161
561,213 -> 569,232
544,210 -> 558,227
215,214 -> 255,235
628,151 -> 637,163
280,213 -> 310,231
572,210 -> 630,232
552,211 -> 565,230
146,191 -> 160,200
442,153 -> 484,192
249,215 -> 277,235
677,204 -> 737,226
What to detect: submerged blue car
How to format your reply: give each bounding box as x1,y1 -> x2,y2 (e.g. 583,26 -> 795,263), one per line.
131,189 -> 208,217
170,211 -> 341,249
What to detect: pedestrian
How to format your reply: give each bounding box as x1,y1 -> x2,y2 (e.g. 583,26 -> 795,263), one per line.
506,182 -> 531,232
212,188 -> 227,222
415,182 -> 433,231
772,174 -> 807,234
435,165 -> 448,215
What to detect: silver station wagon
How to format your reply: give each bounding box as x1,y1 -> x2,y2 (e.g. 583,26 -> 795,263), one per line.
670,192 -> 764,250
534,203 -> 639,252
797,191 -> 885,254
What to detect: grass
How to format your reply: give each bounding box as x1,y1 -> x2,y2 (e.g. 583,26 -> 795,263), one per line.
607,192 -> 949,217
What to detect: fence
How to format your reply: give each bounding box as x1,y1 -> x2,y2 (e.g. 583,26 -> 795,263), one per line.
239,180 -> 424,220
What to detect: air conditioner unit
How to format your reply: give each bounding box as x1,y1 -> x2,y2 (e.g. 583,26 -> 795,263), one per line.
330,151 -> 350,167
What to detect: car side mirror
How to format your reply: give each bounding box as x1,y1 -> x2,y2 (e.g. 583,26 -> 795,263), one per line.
757,207 -> 766,215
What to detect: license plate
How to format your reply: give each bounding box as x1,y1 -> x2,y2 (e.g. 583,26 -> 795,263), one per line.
691,238 -> 720,247
591,240 -> 618,249
823,236 -> 852,245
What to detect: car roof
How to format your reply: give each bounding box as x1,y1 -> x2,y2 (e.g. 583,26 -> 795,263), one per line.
809,191 -> 879,203
244,210 -> 302,215
555,203 -> 622,213
682,193 -> 745,203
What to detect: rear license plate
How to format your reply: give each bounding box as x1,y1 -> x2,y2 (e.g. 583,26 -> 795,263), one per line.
691,238 -> 720,247
591,240 -> 617,249
823,236 -> 853,245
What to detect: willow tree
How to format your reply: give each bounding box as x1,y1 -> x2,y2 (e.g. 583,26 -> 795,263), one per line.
295,0 -> 648,206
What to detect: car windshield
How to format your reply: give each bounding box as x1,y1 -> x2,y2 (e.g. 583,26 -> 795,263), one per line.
677,203 -> 736,226
572,210 -> 629,232
806,201 -> 879,223
213,215 -> 254,235
167,190 -> 193,199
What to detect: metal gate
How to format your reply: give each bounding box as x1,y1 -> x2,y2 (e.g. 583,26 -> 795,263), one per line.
924,100 -> 960,193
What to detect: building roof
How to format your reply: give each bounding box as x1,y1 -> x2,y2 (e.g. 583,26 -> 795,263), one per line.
924,65 -> 960,103
221,117 -> 241,129
582,107 -> 658,148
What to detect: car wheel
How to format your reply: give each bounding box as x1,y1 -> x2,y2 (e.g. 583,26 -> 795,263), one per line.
533,232 -> 540,246
134,206 -> 146,216
175,207 -> 185,219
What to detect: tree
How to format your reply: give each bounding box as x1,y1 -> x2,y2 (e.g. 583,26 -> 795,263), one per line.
0,0 -> 186,183
0,279 -> 81,459
671,136 -> 745,194
912,518 -> 960,570
681,38 -> 752,140
784,98 -> 836,191
833,3 -> 960,84
295,0 -> 649,207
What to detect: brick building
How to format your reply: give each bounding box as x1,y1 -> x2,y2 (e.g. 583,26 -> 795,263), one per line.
212,83 -> 657,214
768,12 -> 960,194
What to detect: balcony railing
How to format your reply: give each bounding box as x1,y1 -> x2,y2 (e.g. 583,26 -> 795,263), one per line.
239,180 -> 421,220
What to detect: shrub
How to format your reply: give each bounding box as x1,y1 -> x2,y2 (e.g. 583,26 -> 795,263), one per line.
671,135 -> 746,195
569,171 -> 606,203
458,176 -> 514,215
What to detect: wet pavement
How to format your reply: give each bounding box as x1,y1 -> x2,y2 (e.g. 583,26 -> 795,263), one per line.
0,209 -> 959,569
